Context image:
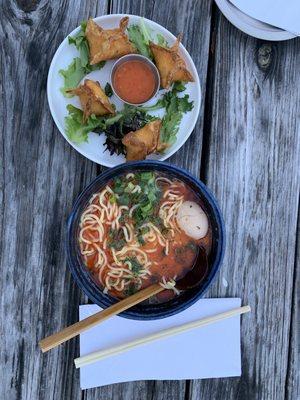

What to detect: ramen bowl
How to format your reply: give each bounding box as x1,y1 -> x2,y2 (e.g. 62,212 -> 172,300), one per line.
67,161 -> 225,320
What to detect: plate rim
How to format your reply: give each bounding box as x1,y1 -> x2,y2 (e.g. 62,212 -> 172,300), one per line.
215,0 -> 296,41
47,13 -> 201,167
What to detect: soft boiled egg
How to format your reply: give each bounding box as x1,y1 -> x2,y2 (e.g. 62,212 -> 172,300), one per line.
176,201 -> 209,240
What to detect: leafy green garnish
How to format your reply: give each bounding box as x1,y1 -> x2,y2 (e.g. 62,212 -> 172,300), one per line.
130,173 -> 162,226
156,33 -> 168,47
64,103 -> 155,148
64,81 -> 193,152
68,21 -> 89,68
118,194 -> 130,206
65,105 -> 104,143
140,18 -> 152,44
59,58 -> 86,97
127,24 -> 153,59
109,194 -> 117,204
60,21 -> 105,97
160,84 -> 194,145
105,83 -> 113,97
107,228 -> 126,251
136,82 -> 194,147
111,171 -> 162,228
172,81 -> 186,92
127,18 -> 168,59
140,171 -> 154,181
124,283 -> 138,296
110,239 -> 126,251
137,234 -> 145,245
125,257 -> 143,276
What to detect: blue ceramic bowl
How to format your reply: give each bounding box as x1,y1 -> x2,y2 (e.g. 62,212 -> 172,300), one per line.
67,161 -> 225,320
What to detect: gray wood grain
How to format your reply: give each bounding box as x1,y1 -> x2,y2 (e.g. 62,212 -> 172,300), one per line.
1,0 -> 299,399
285,213 -> 300,400
189,8 -> 300,400
0,1 -> 108,400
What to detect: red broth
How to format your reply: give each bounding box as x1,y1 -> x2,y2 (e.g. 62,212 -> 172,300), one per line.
78,172 -> 212,302
113,60 -> 156,104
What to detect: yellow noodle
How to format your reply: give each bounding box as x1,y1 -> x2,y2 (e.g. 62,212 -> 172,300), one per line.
79,226 -> 98,244
111,248 -> 122,266
79,175 -> 194,296
131,185 -> 141,194
156,177 -> 172,185
125,223 -> 134,242
129,204 -> 140,217
163,189 -> 181,198
122,226 -> 131,243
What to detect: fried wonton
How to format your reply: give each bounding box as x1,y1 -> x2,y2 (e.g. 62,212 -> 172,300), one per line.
150,35 -> 194,89
122,120 -> 162,161
85,17 -> 136,64
67,79 -> 114,121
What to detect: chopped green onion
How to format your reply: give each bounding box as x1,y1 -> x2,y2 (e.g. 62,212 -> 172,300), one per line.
118,194 -> 130,206
125,182 -> 135,193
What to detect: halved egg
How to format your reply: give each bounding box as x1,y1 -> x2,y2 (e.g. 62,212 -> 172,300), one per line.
176,201 -> 209,240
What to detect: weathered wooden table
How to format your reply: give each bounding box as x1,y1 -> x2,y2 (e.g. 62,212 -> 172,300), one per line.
1,0 -> 299,399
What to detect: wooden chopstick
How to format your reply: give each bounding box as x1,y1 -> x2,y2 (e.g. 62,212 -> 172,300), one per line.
39,283 -> 163,353
74,305 -> 251,369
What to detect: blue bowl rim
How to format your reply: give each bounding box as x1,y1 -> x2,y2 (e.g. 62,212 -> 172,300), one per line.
66,160 -> 225,320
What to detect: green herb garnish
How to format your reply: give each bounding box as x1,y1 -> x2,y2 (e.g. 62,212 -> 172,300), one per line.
118,194 -> 130,206
64,78 -> 193,153
60,21 -> 105,97
64,103 -> 156,153
109,194 -> 117,204
159,84 -> 194,146
127,18 -> 169,60
107,228 -> 126,251
137,234 -> 145,245
124,283 -> 138,296
127,24 -> 153,59
156,33 -> 168,47
125,257 -> 143,276
172,81 -> 186,92
65,105 -> 104,143
105,82 -> 113,97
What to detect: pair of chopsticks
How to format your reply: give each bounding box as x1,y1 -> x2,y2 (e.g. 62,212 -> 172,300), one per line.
74,305 -> 251,369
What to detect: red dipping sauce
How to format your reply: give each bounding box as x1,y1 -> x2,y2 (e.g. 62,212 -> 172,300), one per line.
113,60 -> 157,104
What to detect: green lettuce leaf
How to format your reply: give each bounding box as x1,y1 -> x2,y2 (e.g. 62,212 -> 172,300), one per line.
65,105 -> 104,143
59,58 -> 86,97
60,21 -> 105,97
127,18 -> 170,60
156,33 -> 168,47
127,24 -> 152,59
64,82 -> 193,151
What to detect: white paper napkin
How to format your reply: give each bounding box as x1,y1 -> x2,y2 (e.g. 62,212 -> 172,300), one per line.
229,0 -> 300,35
79,298 -> 242,389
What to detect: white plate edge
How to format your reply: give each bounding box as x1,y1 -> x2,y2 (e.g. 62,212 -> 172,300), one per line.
47,14 -> 201,168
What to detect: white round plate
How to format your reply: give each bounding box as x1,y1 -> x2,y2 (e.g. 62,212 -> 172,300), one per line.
47,14 -> 201,167
215,0 -> 296,41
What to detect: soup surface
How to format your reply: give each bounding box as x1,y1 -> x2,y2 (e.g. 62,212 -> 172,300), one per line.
78,172 -> 211,302
113,60 -> 156,104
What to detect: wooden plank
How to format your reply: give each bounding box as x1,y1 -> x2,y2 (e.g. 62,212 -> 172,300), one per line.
83,0 -> 213,399
0,1 -> 108,400
109,0 -> 213,178
285,215 -> 300,400
189,8 -> 300,400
